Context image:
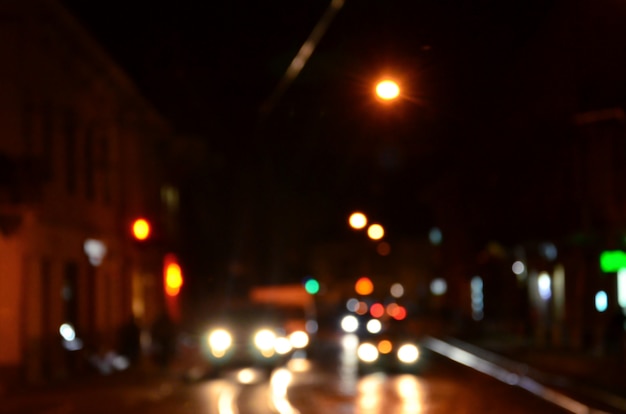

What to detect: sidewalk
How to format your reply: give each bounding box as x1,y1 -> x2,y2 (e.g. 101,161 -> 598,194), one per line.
445,333 -> 626,413
0,361 -> 177,414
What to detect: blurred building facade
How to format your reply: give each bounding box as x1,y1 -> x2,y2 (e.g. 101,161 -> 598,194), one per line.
0,0 -> 178,385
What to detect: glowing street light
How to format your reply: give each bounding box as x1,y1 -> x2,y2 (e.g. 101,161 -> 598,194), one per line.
375,79 -> 400,101
348,211 -> 368,230
367,223 -> 384,240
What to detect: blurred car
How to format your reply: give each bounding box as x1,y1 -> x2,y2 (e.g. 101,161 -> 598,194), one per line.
182,303 -> 309,381
341,314 -> 422,373
356,335 -> 421,373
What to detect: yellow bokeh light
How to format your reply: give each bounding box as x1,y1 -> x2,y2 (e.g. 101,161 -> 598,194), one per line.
367,224 -> 384,240
349,212 -> 368,230
165,263 -> 183,296
132,218 -> 150,240
164,253 -> 183,297
375,79 -> 400,101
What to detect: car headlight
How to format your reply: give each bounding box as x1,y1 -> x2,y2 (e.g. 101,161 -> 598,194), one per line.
254,329 -> 277,352
208,328 -> 233,357
341,315 -> 359,333
274,337 -> 293,355
366,319 -> 382,334
397,344 -> 419,364
357,342 -> 379,363
288,330 -> 309,349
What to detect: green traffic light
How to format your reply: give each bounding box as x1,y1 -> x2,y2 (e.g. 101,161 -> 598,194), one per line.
304,279 -> 320,295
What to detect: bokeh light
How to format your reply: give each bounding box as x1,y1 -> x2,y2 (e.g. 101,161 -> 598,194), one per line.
390,283 -> 404,298
471,276 -> 484,321
538,272 -> 551,300
355,277 -> 374,295
392,305 -> 407,321
341,315 -> 359,333
288,331 -> 309,349
132,218 -> 150,240
512,261 -> 525,275
367,224 -> 384,240
378,340 -> 393,354
397,344 -> 419,364
595,291 -> 608,312
357,343 -> 379,363
429,227 -> 442,245
164,257 -> 183,297
370,303 -> 385,318
540,242 -> 558,261
346,298 -> 359,312
356,301 -> 369,315
366,319 -> 382,334
386,302 -> 399,317
304,278 -> 320,294
349,212 -> 368,229
377,241 -> 391,256
430,278 -> 447,296
375,79 -> 400,100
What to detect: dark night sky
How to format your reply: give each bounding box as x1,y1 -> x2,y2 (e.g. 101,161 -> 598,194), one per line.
61,0 -> 626,284
61,1 -> 575,139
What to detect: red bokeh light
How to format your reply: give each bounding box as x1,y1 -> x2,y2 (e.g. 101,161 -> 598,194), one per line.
370,303 -> 385,318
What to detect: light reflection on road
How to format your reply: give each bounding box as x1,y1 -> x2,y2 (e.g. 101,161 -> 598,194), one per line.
205,362 -> 308,414
352,373 -> 426,414
218,383 -> 240,414
358,373 -> 385,412
270,368 -> 300,414
339,333 -> 426,414
202,340 -> 427,414
339,334 -> 359,396
202,379 -> 241,414
393,375 -> 424,413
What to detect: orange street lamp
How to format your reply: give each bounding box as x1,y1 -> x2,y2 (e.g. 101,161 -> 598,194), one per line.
355,277 -> 374,295
348,211 -> 368,230
375,79 -> 400,101
367,223 -> 385,240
